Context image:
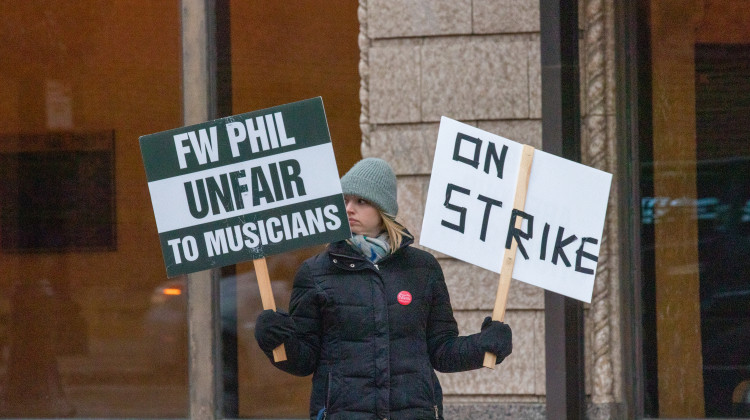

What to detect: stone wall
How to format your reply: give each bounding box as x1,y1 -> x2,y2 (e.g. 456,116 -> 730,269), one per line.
358,0 -> 546,413
359,0 -> 624,418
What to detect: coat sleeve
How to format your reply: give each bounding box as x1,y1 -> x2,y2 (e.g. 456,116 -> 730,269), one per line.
425,258 -> 486,373
264,261 -> 321,376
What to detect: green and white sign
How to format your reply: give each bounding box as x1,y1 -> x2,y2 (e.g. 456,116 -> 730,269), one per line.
140,97 -> 351,277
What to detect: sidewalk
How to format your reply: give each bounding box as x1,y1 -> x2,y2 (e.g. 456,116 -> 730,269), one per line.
58,337 -> 172,384
60,337 -> 188,417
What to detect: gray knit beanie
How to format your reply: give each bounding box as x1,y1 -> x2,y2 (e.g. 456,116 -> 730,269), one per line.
340,158 -> 398,216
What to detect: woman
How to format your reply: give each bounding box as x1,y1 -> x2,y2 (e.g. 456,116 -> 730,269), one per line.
255,158 -> 512,420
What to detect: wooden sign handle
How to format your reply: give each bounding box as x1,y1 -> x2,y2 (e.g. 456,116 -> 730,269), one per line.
484,145 -> 535,369
254,257 -> 287,362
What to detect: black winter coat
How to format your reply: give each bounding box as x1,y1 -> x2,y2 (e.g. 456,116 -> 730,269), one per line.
267,235 -> 488,419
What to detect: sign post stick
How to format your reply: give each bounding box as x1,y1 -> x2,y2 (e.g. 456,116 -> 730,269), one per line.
253,257 -> 287,362
484,145 -> 535,369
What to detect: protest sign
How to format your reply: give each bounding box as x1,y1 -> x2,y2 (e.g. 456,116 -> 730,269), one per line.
140,97 -> 352,361
140,97 -> 351,277
420,117 -> 612,366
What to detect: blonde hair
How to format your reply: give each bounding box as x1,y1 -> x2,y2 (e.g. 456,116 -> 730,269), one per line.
379,210 -> 412,252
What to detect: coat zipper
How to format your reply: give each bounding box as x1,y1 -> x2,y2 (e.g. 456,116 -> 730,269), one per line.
327,371 -> 332,407
427,370 -> 439,419
321,371 -> 331,419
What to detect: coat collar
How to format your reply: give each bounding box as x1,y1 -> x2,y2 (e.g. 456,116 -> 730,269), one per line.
327,230 -> 414,270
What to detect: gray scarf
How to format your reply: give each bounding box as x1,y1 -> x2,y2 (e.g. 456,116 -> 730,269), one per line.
348,232 -> 391,263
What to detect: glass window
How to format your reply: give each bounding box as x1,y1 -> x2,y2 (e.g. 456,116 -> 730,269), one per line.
695,43 -> 750,418
226,1 -> 361,417
641,1 -> 750,417
0,2 -> 187,417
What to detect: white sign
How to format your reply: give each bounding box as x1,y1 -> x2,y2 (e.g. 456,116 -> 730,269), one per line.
420,117 -> 612,303
140,97 -> 351,277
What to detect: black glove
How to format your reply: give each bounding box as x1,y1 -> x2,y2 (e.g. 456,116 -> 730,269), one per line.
478,316 -> 512,363
254,309 -> 295,352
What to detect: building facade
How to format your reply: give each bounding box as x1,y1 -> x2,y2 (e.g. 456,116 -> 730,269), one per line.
1,0 -> 748,419
358,1 -> 620,418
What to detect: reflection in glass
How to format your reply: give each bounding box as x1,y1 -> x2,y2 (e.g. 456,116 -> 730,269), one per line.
695,44 -> 750,418
0,1 -> 185,417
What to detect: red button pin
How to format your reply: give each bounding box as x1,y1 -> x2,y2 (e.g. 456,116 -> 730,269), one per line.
397,291 -> 412,305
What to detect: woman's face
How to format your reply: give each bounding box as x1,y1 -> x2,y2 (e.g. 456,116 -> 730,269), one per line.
344,195 -> 384,237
